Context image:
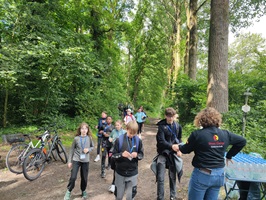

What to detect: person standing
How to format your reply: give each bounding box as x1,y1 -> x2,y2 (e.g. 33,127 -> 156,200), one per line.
156,107 -> 183,200
108,120 -> 126,193
101,116 -> 114,178
94,111 -> 107,162
134,108 -> 147,138
64,122 -> 94,200
112,121 -> 144,200
177,107 -> 246,200
124,108 -> 136,125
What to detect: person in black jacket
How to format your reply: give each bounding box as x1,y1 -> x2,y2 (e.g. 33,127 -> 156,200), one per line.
156,107 -> 182,200
178,107 -> 246,200
111,121 -> 144,200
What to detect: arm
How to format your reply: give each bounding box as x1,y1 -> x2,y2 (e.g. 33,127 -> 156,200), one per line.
134,140 -> 144,160
226,132 -> 246,159
157,125 -> 173,151
178,132 -> 196,154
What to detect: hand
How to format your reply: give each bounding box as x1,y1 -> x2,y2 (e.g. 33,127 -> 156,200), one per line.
68,163 -> 72,169
109,138 -> 113,142
131,152 -> 137,158
226,158 -> 233,166
122,151 -> 132,159
83,148 -> 89,154
172,144 -> 179,152
176,151 -> 182,157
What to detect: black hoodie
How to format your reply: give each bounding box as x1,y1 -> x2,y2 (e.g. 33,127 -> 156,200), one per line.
156,119 -> 182,155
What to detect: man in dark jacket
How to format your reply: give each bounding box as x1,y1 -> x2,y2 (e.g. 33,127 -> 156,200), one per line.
156,107 -> 182,200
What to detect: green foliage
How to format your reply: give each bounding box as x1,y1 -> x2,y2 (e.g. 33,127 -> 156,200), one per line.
173,72 -> 207,124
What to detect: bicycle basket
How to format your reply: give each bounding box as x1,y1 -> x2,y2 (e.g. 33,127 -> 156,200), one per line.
3,134 -> 25,144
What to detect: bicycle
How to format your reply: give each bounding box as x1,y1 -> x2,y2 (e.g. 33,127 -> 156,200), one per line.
5,129 -> 49,174
22,126 -> 68,181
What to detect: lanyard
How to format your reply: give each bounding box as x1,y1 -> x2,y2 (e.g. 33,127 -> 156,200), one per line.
80,136 -> 87,150
104,124 -> 111,132
126,136 -> 135,153
167,123 -> 177,138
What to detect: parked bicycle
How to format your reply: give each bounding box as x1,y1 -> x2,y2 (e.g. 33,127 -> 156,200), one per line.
22,126 -> 68,181
5,129 -> 49,174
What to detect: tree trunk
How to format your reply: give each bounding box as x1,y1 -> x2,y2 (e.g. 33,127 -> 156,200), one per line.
207,0 -> 229,113
188,0 -> 198,80
3,88 -> 8,127
169,0 -> 181,98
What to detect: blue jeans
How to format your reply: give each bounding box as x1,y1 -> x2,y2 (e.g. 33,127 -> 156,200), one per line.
188,167 -> 224,200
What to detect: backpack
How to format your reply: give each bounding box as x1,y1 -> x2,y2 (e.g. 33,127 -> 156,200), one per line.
118,134 -> 140,152
110,134 -> 140,170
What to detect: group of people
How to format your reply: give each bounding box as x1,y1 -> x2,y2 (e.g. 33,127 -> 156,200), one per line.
64,106 -> 248,200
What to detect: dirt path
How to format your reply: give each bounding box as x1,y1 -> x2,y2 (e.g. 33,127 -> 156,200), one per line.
0,121 -> 195,200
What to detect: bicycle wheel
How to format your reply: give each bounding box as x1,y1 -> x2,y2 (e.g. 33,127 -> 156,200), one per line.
48,141 -> 58,161
22,148 -> 46,181
6,143 -> 31,174
55,141 -> 68,164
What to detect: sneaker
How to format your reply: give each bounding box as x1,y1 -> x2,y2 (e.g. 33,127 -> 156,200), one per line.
138,134 -> 141,139
94,154 -> 100,162
108,184 -> 115,193
64,190 -> 71,200
101,171 -> 106,178
82,191 -> 87,199
106,164 -> 111,170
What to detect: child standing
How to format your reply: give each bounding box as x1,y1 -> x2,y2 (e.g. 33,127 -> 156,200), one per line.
64,122 -> 94,200
94,111 -> 107,162
124,109 -> 136,125
111,121 -> 144,200
134,108 -> 147,138
108,120 -> 126,193
101,116 -> 114,178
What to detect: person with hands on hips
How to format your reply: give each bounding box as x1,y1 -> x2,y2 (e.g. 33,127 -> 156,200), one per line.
64,122 -> 94,200
178,107 -> 246,200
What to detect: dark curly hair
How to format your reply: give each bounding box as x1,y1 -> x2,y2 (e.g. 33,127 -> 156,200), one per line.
194,107 -> 222,128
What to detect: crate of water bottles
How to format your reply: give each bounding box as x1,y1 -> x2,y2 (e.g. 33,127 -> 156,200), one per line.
225,152 -> 266,181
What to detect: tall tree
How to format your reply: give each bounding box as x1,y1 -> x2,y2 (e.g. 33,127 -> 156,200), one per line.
207,0 -> 229,112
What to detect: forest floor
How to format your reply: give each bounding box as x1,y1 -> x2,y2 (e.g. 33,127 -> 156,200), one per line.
0,118 -> 227,200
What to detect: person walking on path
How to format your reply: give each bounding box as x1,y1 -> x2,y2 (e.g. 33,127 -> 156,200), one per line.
64,122 -> 94,200
177,107 -> 246,200
124,108 -> 136,125
111,121 -> 144,200
108,120 -> 126,193
101,116 -> 114,178
94,111 -> 107,162
156,107 -> 183,200
134,108 -> 147,138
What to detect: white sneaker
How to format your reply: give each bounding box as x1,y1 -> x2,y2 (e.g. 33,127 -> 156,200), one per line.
108,184 -> 115,193
94,154 -> 100,162
138,134 -> 141,139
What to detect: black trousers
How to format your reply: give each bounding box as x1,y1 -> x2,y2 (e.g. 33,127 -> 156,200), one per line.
137,122 -> 143,134
67,160 -> 89,192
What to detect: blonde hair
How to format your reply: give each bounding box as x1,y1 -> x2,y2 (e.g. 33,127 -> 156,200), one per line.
126,121 -> 138,135
194,107 -> 222,128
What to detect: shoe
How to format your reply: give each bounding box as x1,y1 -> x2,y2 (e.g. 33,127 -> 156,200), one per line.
139,134 -> 141,139
94,154 -> 100,162
106,165 -> 111,170
82,191 -> 87,199
64,190 -> 71,200
101,171 -> 106,178
108,184 -> 115,193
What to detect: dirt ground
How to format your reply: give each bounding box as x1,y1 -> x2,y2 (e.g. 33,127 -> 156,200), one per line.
0,119 -> 226,200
